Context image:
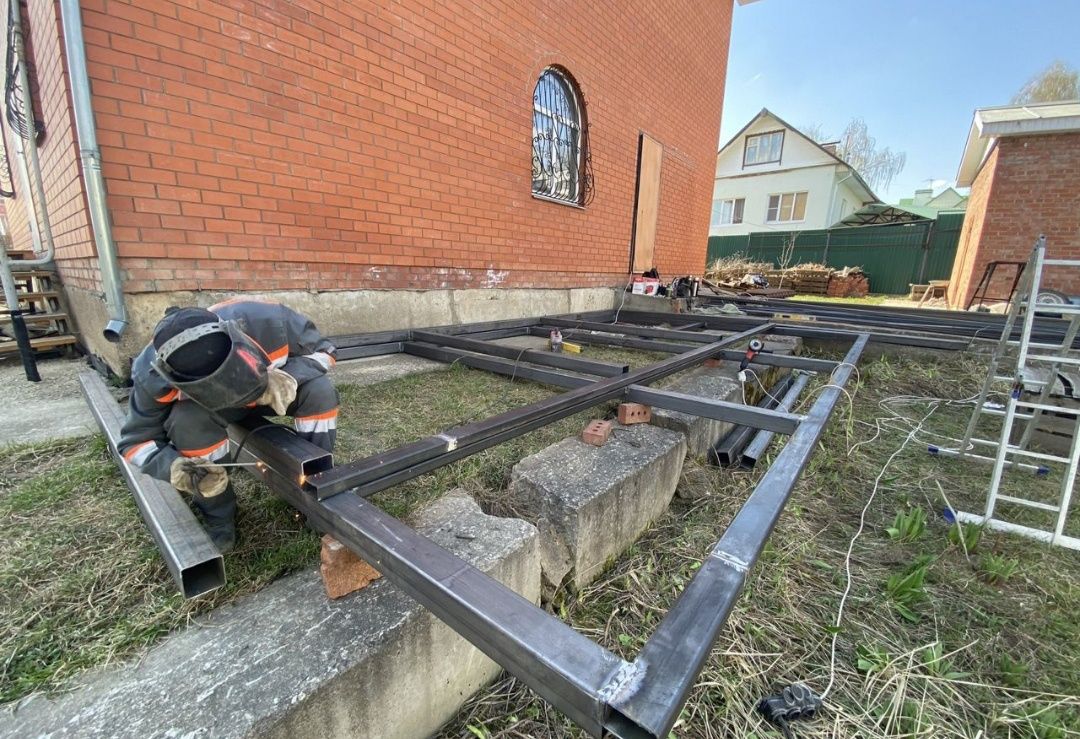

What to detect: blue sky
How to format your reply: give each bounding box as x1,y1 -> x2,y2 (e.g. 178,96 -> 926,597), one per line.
720,0 -> 1080,203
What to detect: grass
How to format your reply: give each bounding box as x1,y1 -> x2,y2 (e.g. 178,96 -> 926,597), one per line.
439,350 -> 1080,738
3,347 -> 1079,737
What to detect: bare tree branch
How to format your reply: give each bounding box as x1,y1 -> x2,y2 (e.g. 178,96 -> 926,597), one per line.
1012,60 -> 1080,104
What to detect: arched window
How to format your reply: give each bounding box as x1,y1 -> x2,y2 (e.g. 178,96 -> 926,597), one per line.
531,67 -> 585,204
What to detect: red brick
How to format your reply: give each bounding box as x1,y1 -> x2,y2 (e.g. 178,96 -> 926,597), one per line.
617,403 -> 652,425
319,534 -> 382,599
581,419 -> 613,447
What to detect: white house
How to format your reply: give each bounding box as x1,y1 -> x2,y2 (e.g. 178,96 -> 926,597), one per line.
711,109 -> 879,236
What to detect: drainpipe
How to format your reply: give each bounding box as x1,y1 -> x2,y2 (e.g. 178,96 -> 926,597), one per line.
826,170 -> 855,227
8,0 -> 54,265
59,0 -> 127,341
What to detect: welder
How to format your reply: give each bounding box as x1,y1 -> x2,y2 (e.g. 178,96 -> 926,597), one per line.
118,300 -> 339,552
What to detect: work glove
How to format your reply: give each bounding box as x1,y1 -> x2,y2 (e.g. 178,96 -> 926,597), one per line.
258,368 -> 298,415
170,457 -> 230,497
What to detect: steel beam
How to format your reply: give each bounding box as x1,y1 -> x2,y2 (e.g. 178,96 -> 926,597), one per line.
544,318 -> 716,344
336,342 -> 404,360
407,342 -> 803,433
78,372 -> 225,599
710,374 -> 795,466
531,326 -> 840,373
309,325 -> 774,499
233,428 -> 631,735
625,386 -> 803,434
412,330 -> 629,376
604,335 -> 869,738
741,373 -> 812,468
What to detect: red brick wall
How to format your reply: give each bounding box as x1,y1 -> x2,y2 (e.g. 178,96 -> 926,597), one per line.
1,0 -> 98,290
949,133 -> 1080,308
75,0 -> 732,294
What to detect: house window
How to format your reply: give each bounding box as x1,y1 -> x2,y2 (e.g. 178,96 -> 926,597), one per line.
743,131 -> 784,166
766,192 -> 808,223
711,198 -> 745,227
532,67 -> 584,204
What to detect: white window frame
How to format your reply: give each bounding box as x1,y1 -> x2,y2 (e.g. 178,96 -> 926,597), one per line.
766,192 -> 808,224
711,197 -> 745,227
743,130 -> 784,167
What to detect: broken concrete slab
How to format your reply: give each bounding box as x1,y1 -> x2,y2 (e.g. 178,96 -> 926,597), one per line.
651,367 -> 743,458
2,491 -> 539,739
509,422 -> 686,592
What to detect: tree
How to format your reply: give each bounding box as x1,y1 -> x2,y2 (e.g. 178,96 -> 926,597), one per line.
1012,60 -> 1080,104
802,118 -> 906,194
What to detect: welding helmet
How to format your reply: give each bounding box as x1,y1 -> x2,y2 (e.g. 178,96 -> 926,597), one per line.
151,307 -> 269,411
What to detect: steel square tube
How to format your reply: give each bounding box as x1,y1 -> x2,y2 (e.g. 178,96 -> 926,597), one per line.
544,318 -> 716,343
625,386 -> 803,434
710,374 -> 796,466
604,335 -> 869,739
233,432 -> 631,735
530,326 -> 840,373
335,341 -> 404,360
412,330 -> 629,376
404,341 -> 593,390
741,373 -> 812,468
78,372 -> 225,599
226,416 -> 334,487
407,342 -> 803,433
612,309 -> 968,350
308,326 -> 774,498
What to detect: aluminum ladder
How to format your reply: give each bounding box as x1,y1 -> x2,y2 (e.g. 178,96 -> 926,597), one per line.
931,236 -> 1080,550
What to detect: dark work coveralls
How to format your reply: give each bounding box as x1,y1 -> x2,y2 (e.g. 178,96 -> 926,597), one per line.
118,300 -> 338,528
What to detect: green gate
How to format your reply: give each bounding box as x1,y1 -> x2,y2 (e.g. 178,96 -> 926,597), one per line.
706,214 -> 964,295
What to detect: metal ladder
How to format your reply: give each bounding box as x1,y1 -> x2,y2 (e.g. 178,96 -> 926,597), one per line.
931,236 -> 1080,550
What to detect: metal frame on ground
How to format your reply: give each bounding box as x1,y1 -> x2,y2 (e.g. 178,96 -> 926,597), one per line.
84,306 -> 980,737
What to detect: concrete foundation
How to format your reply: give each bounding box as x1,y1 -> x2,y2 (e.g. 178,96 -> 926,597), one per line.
508,421 -> 686,592
651,367 -> 743,458
1,491 -> 540,739
68,286 -> 617,377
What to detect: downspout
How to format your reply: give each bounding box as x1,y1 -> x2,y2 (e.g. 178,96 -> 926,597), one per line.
826,169 -> 855,227
59,0 -> 127,341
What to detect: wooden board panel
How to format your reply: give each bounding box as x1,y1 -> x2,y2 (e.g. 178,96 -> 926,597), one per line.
631,134 -> 663,273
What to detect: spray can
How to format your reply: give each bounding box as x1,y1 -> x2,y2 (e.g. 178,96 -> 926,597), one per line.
550,328 -> 563,353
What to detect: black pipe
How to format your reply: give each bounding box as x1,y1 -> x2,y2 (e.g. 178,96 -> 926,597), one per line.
709,373 -> 794,466
9,309 -> 40,381
741,372 -> 812,468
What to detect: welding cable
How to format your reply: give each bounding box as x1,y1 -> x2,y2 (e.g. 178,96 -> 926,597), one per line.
819,400 -> 942,702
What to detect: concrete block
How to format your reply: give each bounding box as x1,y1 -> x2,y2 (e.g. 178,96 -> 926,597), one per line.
509,422 -> 686,591
320,534 -> 382,599
651,367 -> 742,458
2,491 -> 540,739
581,419 -> 613,446
618,402 -> 652,425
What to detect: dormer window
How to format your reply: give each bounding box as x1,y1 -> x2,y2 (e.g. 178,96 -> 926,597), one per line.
743,130 -> 784,166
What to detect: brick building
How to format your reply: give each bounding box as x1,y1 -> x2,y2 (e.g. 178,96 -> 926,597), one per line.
1,0 -> 738,373
948,102 -> 1080,309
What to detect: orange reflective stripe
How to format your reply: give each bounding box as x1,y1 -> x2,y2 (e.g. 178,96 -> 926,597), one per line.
157,388 -> 179,404
267,345 -> 289,363
123,440 -> 154,461
179,439 -> 229,458
295,408 -> 338,421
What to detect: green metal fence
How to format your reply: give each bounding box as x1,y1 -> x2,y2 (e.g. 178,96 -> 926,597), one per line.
706,213 -> 964,295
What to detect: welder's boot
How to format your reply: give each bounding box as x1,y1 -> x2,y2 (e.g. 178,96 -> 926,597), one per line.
193,482 -> 238,553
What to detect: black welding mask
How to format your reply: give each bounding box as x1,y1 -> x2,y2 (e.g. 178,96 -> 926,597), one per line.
151,309 -> 269,411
